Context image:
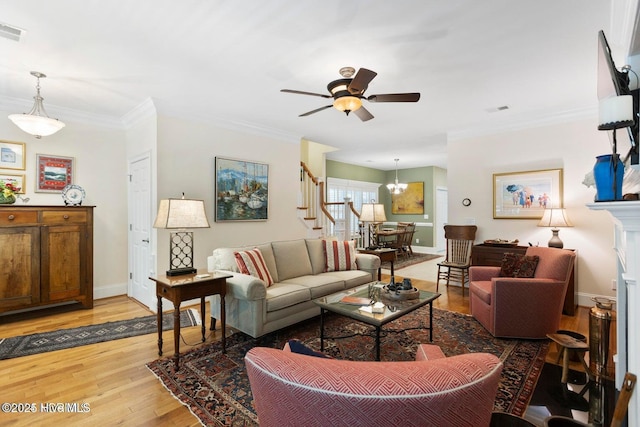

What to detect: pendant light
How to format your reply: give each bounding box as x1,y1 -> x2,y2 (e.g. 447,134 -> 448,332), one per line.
8,71 -> 65,139
387,159 -> 407,194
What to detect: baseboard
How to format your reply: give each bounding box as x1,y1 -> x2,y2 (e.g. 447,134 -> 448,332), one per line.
94,282 -> 128,300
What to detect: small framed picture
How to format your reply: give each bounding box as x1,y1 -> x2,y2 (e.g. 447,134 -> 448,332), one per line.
0,140 -> 26,170
36,154 -> 75,193
493,168 -> 563,219
0,173 -> 26,194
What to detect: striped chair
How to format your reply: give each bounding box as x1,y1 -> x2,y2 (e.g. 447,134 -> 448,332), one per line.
245,344 -> 502,427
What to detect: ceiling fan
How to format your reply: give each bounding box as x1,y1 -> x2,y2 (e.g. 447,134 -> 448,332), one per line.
281,67 -> 420,122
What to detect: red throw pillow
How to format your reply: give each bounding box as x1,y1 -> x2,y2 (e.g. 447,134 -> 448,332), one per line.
499,253 -> 539,278
322,240 -> 357,272
234,248 -> 274,286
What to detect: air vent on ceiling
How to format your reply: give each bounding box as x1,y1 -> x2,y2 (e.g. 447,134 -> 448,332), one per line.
0,22 -> 25,42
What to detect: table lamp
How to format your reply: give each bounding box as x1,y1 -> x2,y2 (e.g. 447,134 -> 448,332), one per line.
153,194 -> 210,276
537,208 -> 573,249
360,202 -> 387,249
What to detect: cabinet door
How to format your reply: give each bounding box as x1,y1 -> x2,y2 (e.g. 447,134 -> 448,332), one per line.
0,227 -> 40,308
41,225 -> 88,302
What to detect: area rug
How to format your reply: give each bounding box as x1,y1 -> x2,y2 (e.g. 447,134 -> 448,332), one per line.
0,309 -> 200,360
147,307 -> 548,426
382,252 -> 442,270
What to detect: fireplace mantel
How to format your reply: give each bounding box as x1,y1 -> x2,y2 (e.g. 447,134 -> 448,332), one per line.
588,200 -> 640,426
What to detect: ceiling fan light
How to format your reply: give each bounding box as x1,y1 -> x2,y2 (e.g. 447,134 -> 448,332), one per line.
333,96 -> 362,112
8,71 -> 65,139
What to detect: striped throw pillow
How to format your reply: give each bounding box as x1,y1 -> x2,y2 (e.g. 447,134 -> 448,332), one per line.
234,248 -> 274,287
323,240 -> 357,272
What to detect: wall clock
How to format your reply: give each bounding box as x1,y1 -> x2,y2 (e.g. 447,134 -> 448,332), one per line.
62,184 -> 85,206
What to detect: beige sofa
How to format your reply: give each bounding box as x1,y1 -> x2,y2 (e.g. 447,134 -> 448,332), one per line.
207,238 -> 380,338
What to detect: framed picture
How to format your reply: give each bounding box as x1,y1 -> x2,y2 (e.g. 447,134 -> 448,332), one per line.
392,181 -> 424,214
215,157 -> 268,221
0,140 -> 26,170
0,173 -> 25,194
36,154 -> 74,193
493,168 -> 563,219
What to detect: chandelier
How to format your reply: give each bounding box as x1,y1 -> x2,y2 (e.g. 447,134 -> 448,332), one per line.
8,71 -> 65,139
387,159 -> 407,194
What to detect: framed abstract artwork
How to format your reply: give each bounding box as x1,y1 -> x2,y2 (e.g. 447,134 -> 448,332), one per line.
36,154 -> 74,193
392,181 -> 424,214
493,168 -> 563,219
215,157 -> 268,221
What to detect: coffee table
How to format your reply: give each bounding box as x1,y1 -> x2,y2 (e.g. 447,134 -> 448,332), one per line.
313,283 -> 441,361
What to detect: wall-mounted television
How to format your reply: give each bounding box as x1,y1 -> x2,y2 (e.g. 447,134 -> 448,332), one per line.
598,30 -> 639,165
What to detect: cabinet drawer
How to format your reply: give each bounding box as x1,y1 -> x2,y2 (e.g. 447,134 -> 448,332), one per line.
41,210 -> 87,224
0,210 -> 38,226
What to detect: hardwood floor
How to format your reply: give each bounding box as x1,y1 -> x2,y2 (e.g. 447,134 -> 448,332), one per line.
0,275 -> 591,426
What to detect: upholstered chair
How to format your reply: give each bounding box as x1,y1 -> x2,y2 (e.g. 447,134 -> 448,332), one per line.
469,246 -> 576,339
245,344 -> 503,427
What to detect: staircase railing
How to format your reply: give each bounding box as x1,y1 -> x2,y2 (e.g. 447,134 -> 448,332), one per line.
299,162 -> 361,241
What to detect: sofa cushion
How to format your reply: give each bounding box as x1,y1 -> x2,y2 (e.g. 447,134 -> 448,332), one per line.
323,240 -> 357,272
305,239 -> 326,275
499,253 -> 540,278
235,248 -> 274,287
470,280 -> 492,305
281,275 -> 345,299
265,283 -> 312,312
272,240 -> 313,281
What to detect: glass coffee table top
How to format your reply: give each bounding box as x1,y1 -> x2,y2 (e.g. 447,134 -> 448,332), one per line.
313,282 -> 441,327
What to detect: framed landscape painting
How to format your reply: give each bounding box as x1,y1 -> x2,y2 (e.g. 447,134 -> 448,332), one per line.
493,168 -> 563,219
36,154 -> 74,193
215,157 -> 268,221
392,181 -> 424,214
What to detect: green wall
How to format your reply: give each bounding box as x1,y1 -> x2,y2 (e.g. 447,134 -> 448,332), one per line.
326,160 -> 446,247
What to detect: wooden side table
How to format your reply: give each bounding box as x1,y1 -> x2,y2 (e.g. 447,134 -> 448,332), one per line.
357,248 -> 396,280
150,270 -> 232,370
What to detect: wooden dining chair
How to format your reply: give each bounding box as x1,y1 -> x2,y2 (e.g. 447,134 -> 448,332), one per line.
436,225 -> 477,296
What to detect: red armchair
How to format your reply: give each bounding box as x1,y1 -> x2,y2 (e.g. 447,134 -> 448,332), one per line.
245,344 -> 503,427
469,246 -> 576,339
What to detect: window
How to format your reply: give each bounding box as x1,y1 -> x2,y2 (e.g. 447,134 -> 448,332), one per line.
326,177 -> 381,238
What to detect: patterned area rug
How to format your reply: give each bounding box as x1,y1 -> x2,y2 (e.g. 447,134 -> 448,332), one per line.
0,309 -> 200,360
147,307 -> 548,426
383,252 -> 442,270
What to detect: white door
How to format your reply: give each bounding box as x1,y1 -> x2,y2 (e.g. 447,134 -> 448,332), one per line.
435,187 -> 448,252
128,153 -> 154,309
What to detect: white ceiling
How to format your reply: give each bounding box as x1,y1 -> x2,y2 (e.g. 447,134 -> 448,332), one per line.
0,0 -> 637,171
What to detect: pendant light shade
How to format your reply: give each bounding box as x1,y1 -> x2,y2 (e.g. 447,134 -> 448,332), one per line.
387,158 -> 407,194
8,71 -> 65,139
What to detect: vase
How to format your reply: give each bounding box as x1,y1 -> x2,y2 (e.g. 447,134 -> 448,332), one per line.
593,154 -> 624,201
0,194 -> 16,204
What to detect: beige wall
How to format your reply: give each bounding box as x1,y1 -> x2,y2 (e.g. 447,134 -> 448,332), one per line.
0,108 -> 129,300
448,117 -> 617,303
151,114 -> 308,276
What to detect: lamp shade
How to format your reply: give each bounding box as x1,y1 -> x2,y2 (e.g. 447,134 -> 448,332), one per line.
537,208 -> 573,228
360,203 -> 387,223
153,198 -> 210,229
598,95 -> 634,130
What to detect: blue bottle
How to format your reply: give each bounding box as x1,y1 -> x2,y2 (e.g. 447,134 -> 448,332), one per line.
593,154 -> 624,201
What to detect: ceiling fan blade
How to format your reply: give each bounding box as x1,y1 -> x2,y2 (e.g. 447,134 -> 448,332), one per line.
348,68 -> 377,94
367,93 -> 421,103
299,105 -> 333,117
353,106 -> 374,122
281,89 -> 331,99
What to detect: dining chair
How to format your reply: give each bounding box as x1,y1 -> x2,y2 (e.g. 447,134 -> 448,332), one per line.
436,225 -> 477,296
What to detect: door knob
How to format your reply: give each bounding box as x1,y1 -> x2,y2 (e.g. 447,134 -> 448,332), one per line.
142,238 -> 149,243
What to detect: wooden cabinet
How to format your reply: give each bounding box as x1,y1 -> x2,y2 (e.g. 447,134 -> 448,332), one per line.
471,243 -> 577,316
0,206 -> 94,314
